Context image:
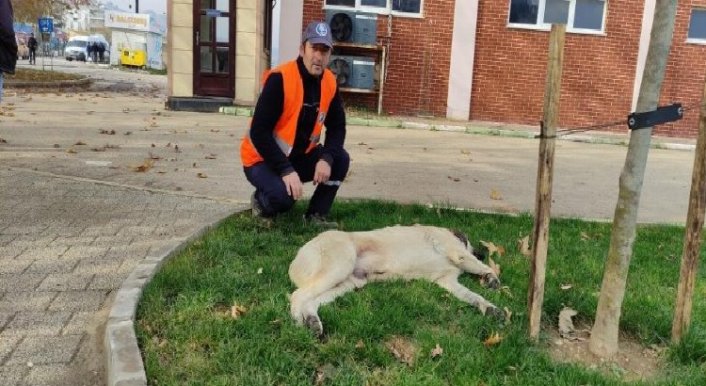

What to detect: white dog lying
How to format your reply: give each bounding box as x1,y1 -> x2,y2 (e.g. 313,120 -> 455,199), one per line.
289,225 -> 503,338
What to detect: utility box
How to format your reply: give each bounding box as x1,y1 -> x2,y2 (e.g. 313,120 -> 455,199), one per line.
121,49 -> 146,67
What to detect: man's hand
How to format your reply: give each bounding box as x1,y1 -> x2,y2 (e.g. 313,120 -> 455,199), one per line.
313,160 -> 331,185
282,171 -> 303,200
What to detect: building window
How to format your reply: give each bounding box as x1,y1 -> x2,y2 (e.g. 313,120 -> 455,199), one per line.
325,0 -> 422,16
688,9 -> 706,42
508,0 -> 606,32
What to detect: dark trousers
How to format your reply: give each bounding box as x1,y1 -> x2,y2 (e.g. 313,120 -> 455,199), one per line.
29,49 -> 36,64
244,146 -> 350,217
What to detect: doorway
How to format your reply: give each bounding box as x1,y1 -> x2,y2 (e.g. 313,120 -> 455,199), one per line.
193,0 -> 236,97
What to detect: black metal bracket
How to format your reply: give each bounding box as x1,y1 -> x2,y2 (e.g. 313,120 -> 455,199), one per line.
627,103 -> 683,130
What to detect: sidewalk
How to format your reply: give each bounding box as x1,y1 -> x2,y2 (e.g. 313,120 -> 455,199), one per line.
0,92 -> 698,385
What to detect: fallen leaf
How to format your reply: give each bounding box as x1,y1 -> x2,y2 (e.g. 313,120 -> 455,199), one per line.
580,231 -> 591,241
480,241 -> 504,258
385,336 -> 416,366
132,159 -> 154,172
483,332 -> 503,347
197,173 -> 207,178
490,189 -> 503,200
430,344 -> 443,358
148,152 -> 161,160
74,141 -> 86,146
66,147 -> 77,154
560,284 -> 573,290
205,154 -> 218,159
518,236 -> 532,257
256,267 -> 263,274
99,129 -> 116,135
231,303 -> 247,319
460,149 -> 471,155
504,307 -> 513,323
355,340 -> 365,349
448,176 -> 461,182
558,307 -> 578,338
53,144 -> 60,148
314,364 -> 337,386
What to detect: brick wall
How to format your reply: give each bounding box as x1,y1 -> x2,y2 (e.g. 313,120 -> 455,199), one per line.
302,1 -> 706,138
472,1 -> 643,135
304,0 -> 455,116
659,1 -> 706,137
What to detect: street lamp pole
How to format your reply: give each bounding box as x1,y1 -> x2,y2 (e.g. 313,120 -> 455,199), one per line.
135,0 -> 139,13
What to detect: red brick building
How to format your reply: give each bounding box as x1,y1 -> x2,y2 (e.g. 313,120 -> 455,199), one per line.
285,1 -> 706,138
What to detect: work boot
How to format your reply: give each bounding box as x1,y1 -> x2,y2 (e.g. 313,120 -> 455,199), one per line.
303,213 -> 338,229
251,192 -> 266,218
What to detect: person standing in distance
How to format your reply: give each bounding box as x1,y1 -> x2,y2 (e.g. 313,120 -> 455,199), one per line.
27,32 -> 37,65
240,21 -> 349,228
0,0 -> 18,104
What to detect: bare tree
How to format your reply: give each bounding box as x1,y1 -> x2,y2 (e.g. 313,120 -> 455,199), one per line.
589,0 -> 678,358
13,0 -> 93,24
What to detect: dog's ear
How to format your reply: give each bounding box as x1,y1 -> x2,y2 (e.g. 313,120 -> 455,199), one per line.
450,229 -> 469,248
474,244 -> 489,261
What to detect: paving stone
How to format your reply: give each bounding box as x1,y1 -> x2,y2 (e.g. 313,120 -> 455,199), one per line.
0,234 -> 17,246
14,246 -> 68,260
0,334 -> 21,362
38,274 -> 94,291
3,311 -> 72,336
6,335 -> 83,365
48,236 -> 96,247
1,226 -> 47,236
88,273 -> 130,290
61,312 -> 95,335
0,364 -> 28,386
0,245 -> 26,259
0,311 -> 12,329
8,236 -> 57,248
0,292 -> 57,312
0,274 -> 46,291
116,225 -> 157,237
81,225 -> 121,237
23,364 -> 78,386
73,259 -> 121,275
0,260 -> 31,274
103,245 -> 151,261
41,226 -> 85,238
48,291 -> 108,312
60,245 -> 109,261
91,236 -> 134,248
26,259 -> 79,274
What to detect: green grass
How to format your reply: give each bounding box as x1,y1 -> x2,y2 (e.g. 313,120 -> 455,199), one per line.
136,200 -> 706,385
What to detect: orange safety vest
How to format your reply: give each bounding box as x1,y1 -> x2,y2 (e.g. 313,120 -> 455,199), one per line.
240,60 -> 338,167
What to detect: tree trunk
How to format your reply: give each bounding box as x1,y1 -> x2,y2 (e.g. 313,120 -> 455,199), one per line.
589,0 -> 678,358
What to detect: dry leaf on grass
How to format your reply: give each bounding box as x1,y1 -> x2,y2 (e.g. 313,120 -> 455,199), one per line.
560,284 -> 573,290
504,307 -> 513,323
314,364 -> 337,386
483,332 -> 503,347
558,307 -> 578,339
488,257 -> 501,277
580,231 -> 591,241
518,236 -> 532,257
385,336 -> 416,366
430,344 -> 443,358
231,303 -> 247,319
355,340 -> 365,349
480,240 -> 505,258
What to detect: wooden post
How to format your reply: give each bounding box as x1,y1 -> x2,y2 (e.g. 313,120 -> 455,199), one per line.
528,24 -> 565,340
672,78 -> 706,343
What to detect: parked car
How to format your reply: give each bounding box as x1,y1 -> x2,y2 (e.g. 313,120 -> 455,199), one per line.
65,35 -> 110,62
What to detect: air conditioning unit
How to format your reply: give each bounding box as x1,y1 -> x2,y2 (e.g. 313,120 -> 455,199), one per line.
328,55 -> 376,90
325,10 -> 377,45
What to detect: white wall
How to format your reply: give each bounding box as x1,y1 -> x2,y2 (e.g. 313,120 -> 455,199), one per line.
273,0 -> 303,66
446,0 -> 478,120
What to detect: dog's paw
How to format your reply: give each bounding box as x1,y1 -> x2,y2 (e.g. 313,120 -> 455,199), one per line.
484,306 -> 505,323
483,273 -> 501,290
305,315 -> 324,339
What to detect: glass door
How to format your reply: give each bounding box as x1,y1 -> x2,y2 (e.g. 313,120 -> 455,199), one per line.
194,0 -> 235,97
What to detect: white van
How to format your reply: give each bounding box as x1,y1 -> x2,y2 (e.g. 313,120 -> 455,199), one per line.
65,35 -> 110,62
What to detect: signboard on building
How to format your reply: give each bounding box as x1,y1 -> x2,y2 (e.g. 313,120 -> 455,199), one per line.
104,11 -> 150,32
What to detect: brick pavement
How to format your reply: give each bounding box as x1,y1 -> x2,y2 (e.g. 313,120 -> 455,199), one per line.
0,168 -> 238,386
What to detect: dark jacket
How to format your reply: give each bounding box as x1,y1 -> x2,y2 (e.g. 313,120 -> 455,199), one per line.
249,57 -> 346,176
0,0 -> 17,74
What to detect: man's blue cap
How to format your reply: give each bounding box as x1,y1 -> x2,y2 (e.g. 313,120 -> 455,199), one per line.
302,21 -> 333,48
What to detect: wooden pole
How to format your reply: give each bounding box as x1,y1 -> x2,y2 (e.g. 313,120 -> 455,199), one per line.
528,24 -> 565,340
672,79 -> 706,343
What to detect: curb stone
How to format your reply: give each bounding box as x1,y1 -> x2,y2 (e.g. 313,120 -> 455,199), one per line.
104,209 -> 240,386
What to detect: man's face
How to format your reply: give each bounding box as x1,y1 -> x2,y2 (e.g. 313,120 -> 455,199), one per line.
300,41 -> 332,77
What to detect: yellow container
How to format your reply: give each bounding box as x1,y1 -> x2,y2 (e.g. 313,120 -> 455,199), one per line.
120,49 -> 146,67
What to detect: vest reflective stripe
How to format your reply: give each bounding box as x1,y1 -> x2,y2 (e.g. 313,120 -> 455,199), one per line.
240,60 -> 337,167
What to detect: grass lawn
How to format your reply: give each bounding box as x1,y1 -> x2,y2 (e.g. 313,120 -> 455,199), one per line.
136,200 -> 706,385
